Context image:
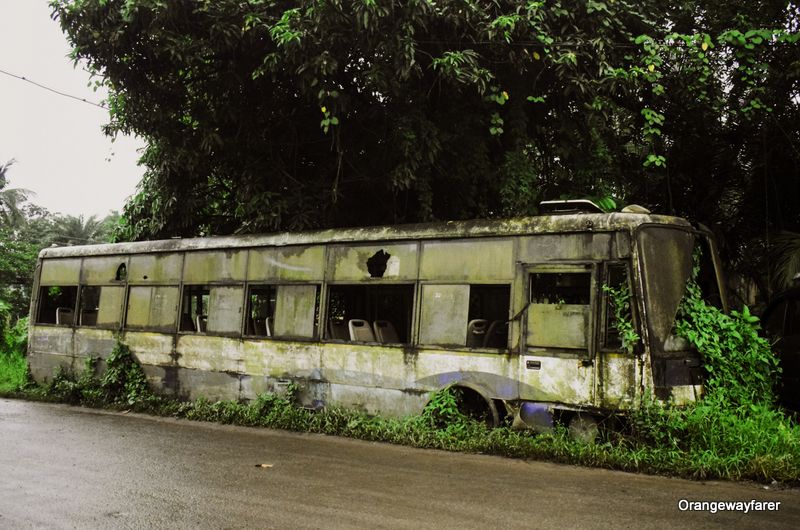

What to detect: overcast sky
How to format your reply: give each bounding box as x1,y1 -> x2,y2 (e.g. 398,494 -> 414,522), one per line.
0,0 -> 144,218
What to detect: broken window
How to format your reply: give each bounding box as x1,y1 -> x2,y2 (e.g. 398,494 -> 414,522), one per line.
245,284 -> 320,339
326,284 -> 413,343
467,285 -> 511,349
530,272 -> 591,305
115,263 -> 127,281
180,285 -> 211,332
245,285 -> 276,336
78,286 -> 101,326
695,236 -> 725,310
366,250 -> 392,278
418,284 -> 511,349
527,268 -> 592,349
602,264 -> 633,350
36,285 -> 78,325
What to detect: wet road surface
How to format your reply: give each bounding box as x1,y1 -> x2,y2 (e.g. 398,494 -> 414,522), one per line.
0,398 -> 797,529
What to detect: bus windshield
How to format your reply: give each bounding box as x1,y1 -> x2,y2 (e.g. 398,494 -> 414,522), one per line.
638,225 -> 727,354
637,226 -> 695,354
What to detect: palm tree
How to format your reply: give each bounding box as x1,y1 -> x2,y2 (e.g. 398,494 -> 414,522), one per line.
48,214 -> 111,246
0,160 -> 33,229
772,231 -> 800,291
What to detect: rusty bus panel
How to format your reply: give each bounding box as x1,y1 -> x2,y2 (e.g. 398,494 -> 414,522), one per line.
129,253 -> 183,284
39,258 -> 81,285
247,245 -> 325,281
81,256 -> 128,284
327,242 -> 419,281
183,250 -> 247,283
420,239 -> 514,281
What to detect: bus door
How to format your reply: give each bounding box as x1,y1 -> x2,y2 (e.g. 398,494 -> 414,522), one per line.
519,264 -> 596,406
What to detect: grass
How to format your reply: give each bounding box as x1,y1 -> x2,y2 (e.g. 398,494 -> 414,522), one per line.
0,350 -> 27,393
2,347 -> 798,485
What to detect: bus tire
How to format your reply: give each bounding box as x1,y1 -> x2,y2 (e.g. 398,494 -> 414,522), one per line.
567,413 -> 599,443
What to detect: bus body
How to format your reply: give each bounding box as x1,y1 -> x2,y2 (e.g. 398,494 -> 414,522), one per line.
27,211 -> 726,430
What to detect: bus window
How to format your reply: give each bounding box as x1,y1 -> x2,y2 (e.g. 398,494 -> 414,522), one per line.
528,270 -> 592,349
207,286 -> 245,335
326,285 -> 413,344
180,285 -> 210,332
468,285 -> 510,349
246,285 -> 276,337
36,285 -> 78,325
419,284 -> 469,347
96,286 -> 125,327
78,286 -> 101,326
602,264 -> 632,350
125,286 -> 179,331
273,284 -> 320,339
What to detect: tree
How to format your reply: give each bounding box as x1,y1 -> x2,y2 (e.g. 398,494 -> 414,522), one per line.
51,1 -> 799,300
48,214 -> 115,246
0,160 -> 34,229
0,162 -> 44,321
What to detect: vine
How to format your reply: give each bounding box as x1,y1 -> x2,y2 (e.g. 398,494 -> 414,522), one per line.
674,248 -> 780,407
602,282 -> 640,354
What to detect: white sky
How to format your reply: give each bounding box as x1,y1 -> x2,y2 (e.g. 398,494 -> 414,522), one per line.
0,0 -> 144,218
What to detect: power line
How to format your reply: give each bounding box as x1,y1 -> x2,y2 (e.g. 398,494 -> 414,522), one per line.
0,67 -> 107,109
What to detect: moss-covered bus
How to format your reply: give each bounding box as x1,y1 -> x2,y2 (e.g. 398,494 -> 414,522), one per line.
27,205 -> 726,436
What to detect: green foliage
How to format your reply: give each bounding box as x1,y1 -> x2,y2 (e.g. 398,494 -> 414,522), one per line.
418,385 -> 467,429
0,349 -> 28,393
100,342 -> 151,405
602,282 -> 640,354
47,0 -> 800,281
675,251 -> 780,407
624,246 -> 796,482
0,161 -> 119,326
11,348 -> 800,484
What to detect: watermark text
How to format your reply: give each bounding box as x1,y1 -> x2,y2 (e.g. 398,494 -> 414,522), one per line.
677,499 -> 781,514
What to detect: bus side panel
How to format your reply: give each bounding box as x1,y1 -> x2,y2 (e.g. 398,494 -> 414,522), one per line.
598,352 -> 637,410
72,328 -> 118,372
28,325 -> 75,382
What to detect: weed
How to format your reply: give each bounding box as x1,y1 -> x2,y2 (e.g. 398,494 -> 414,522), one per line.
0,349 -> 28,393
100,342 -> 150,405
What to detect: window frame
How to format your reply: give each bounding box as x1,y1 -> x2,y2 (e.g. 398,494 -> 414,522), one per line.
243,281 -> 322,341
35,284 -> 79,326
417,281 -> 512,351
324,282 -> 416,345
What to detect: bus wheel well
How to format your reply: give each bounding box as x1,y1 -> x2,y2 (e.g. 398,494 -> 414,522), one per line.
556,410 -> 604,443
450,385 -> 500,428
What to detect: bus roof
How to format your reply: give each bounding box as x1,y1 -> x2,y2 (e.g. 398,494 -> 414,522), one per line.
39,212 -> 692,259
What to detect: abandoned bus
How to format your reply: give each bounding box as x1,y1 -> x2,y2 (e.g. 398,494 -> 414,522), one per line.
27,203 -> 727,435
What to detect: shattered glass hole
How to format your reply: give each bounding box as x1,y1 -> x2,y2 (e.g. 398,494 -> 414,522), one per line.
367,250 -> 391,278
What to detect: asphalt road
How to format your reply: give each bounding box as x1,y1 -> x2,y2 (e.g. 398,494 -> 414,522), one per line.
0,399 -> 797,529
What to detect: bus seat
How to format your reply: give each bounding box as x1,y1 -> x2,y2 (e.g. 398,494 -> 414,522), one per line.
181,313 -> 196,332
80,310 -> 98,326
56,307 -> 74,326
252,317 -> 267,336
266,317 -> 274,337
374,320 -> 399,343
484,320 -> 509,348
466,319 -> 488,347
349,319 -> 376,342
328,320 -> 349,340
195,314 -> 207,333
